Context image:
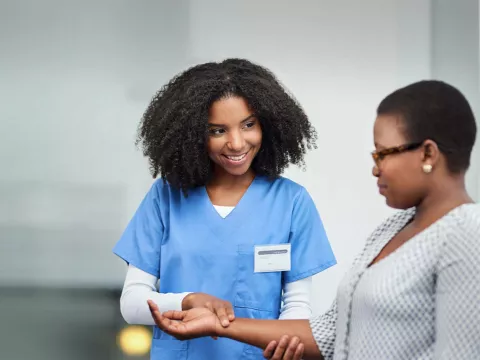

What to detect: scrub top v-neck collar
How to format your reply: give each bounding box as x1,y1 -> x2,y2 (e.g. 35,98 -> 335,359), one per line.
199,176 -> 262,239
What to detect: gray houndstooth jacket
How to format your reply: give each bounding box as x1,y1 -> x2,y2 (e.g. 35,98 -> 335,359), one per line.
309,204 -> 480,360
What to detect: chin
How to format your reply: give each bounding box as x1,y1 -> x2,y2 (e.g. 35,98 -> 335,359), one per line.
385,197 -> 412,210
225,165 -> 252,177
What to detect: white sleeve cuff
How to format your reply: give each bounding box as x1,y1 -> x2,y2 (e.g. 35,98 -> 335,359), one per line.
120,264 -> 192,325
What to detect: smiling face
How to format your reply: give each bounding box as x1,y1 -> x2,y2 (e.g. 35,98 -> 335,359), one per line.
207,96 -> 262,177
372,114 -> 431,209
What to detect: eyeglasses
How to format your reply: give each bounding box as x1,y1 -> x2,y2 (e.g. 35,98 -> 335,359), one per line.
371,142 -> 424,165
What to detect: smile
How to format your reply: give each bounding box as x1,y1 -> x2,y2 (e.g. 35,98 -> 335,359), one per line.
223,153 -> 247,162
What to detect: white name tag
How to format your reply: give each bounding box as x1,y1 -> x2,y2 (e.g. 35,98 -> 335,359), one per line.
254,244 -> 291,273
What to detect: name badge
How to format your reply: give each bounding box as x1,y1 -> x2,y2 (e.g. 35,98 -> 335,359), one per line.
254,244 -> 291,273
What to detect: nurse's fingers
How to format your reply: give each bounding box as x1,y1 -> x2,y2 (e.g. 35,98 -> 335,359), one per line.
213,306 -> 230,327
204,301 -> 214,313
225,301 -> 235,321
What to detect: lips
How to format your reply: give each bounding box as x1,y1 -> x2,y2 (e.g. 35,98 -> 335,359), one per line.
378,183 -> 387,194
223,153 -> 247,162
221,150 -> 251,168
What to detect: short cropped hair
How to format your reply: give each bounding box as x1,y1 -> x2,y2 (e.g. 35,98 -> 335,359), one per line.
377,80 -> 477,173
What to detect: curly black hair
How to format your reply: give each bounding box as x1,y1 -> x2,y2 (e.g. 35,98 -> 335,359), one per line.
377,80 -> 477,173
136,58 -> 317,195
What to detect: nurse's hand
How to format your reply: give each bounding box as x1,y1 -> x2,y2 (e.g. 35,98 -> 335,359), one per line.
263,335 -> 304,360
148,300 -> 221,340
182,292 -> 234,328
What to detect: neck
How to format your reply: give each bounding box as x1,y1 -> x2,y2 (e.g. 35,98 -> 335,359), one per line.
207,167 -> 255,189
414,173 -> 473,224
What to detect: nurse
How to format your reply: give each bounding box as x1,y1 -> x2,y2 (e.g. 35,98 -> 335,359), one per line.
113,58 -> 336,360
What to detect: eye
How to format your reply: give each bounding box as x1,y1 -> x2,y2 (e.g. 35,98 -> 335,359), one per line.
209,128 -> 225,136
243,121 -> 256,129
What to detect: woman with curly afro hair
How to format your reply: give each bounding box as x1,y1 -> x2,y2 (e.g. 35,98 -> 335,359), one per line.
113,58 -> 336,360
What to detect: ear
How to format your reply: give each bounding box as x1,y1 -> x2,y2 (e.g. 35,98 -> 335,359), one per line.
421,139 -> 440,166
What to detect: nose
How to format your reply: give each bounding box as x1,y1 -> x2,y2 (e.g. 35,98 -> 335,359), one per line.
372,164 -> 380,177
227,130 -> 245,152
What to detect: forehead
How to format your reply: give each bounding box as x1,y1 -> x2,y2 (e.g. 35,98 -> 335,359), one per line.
208,96 -> 252,124
374,114 -> 407,147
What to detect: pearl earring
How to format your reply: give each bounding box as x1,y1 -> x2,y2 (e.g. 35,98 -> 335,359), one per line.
423,164 -> 433,173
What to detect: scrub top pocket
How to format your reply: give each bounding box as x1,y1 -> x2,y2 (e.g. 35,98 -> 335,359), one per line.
234,245 -> 283,313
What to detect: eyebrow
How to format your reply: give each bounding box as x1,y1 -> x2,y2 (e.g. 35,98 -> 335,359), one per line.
208,114 -> 255,126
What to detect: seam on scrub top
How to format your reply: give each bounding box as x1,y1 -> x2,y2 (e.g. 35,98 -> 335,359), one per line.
116,254 -> 159,278
284,259 -> 337,283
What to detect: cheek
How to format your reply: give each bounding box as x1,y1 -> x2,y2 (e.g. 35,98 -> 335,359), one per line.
206,138 -> 223,156
381,157 -> 419,181
380,160 -> 415,193
380,160 -> 424,206
248,129 -> 263,147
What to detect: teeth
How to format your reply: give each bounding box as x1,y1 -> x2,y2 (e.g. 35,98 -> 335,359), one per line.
226,153 -> 247,161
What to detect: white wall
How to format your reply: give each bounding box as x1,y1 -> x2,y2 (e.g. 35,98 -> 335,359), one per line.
396,0 -> 432,85
0,0 -> 193,287
430,0 -> 480,201
0,0 -> 476,316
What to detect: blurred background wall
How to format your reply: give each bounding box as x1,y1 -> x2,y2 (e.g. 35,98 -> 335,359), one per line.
0,0 -> 478,359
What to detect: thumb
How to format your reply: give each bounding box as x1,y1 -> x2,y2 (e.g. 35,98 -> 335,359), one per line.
147,299 -> 159,311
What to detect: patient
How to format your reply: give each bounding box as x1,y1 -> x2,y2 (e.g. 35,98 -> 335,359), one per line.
148,80 -> 480,360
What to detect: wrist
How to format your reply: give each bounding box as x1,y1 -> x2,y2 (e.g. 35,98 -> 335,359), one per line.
215,318 -> 237,339
181,292 -> 196,310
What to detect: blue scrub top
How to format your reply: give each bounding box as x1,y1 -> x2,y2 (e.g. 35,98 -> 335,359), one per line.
113,176 -> 336,359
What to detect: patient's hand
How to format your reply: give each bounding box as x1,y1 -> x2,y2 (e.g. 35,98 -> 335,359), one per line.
263,335 -> 304,360
147,300 -> 221,340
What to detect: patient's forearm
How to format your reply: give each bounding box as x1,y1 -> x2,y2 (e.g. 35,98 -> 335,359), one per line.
218,318 -> 323,360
